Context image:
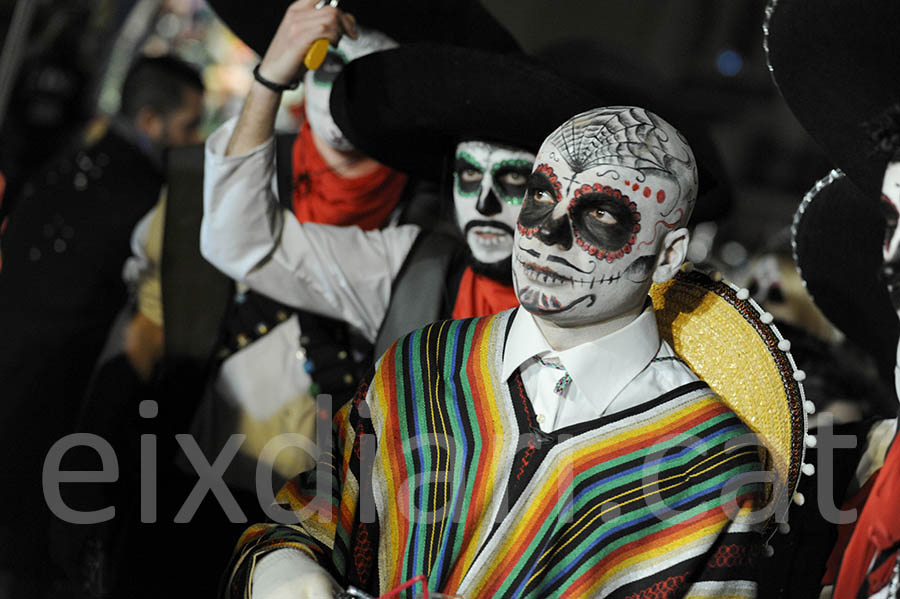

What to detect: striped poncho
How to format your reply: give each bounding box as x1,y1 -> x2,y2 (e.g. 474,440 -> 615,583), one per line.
227,310 -> 764,598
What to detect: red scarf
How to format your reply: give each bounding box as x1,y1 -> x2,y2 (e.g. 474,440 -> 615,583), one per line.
451,266 -> 519,319
291,120 -> 407,230
833,437 -> 900,598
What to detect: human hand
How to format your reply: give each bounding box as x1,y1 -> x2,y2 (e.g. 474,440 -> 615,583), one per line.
251,549 -> 338,599
257,0 -> 358,88
262,571 -> 334,599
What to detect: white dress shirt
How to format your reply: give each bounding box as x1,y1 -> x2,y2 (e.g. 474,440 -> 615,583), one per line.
200,117 -> 421,343
502,306 -> 699,433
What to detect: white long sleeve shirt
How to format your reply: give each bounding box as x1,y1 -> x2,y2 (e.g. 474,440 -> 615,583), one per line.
200,117 -> 420,343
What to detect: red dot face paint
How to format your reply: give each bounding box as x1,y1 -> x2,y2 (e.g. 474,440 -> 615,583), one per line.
643,186 -> 651,198
657,189 -> 666,203
632,183 -> 640,192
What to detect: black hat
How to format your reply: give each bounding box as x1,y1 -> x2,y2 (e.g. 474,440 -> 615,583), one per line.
791,170 -> 899,380
764,0 -> 900,198
205,0 -> 520,60
766,0 -> 900,376
330,44 -> 676,182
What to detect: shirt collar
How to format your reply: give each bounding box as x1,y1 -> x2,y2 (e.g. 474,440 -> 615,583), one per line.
503,304 -> 662,410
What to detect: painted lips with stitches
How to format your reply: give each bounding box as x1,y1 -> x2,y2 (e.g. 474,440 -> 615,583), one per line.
515,254 -> 623,288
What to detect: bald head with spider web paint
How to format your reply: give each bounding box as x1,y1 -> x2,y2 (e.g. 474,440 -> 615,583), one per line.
513,106 -> 698,327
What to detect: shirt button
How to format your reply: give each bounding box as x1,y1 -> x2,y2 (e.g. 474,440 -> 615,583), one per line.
537,414 -> 546,424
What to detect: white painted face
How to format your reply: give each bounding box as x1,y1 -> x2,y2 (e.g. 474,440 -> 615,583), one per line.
303,26 -> 396,151
453,140 -> 535,266
881,162 -> 900,262
512,106 -> 698,326
879,161 -> 900,311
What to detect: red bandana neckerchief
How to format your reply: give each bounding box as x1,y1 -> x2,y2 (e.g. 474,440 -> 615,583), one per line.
833,435 -> 900,598
291,119 -> 407,230
451,266 -> 519,320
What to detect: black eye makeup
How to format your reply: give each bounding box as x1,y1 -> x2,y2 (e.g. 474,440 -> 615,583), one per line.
568,184 -> 641,262
881,193 -> 899,251
312,49 -> 347,86
454,155 -> 484,197
492,165 -> 531,206
517,171 -> 561,236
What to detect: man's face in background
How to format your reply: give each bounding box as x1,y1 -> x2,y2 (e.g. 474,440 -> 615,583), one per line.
159,86 -> 204,147
453,140 -> 534,279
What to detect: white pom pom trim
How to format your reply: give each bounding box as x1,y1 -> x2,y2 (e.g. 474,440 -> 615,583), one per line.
778,339 -> 792,352
802,463 -> 815,476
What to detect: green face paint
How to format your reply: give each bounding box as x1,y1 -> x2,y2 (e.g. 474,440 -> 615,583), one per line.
454,151 -> 485,197
491,159 -> 532,205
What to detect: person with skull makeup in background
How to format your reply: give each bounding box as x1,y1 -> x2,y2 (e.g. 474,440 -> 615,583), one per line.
765,0 -> 900,596
828,101 -> 900,599
220,106 -> 764,599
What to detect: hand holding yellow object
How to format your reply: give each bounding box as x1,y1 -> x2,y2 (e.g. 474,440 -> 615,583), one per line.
304,0 -> 339,70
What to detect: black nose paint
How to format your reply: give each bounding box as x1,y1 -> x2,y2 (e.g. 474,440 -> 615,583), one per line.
476,189 -> 503,216
537,213 -> 572,250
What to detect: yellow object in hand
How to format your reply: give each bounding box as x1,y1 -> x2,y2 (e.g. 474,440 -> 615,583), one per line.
305,0 -> 338,70
304,38 -> 331,70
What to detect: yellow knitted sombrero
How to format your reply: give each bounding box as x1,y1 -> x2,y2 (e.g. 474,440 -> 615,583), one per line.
649,269 -> 810,532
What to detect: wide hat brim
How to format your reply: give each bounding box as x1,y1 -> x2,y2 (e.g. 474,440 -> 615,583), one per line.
537,40 -> 732,224
650,270 -> 809,529
764,0 -> 900,198
205,0 -> 520,60
329,44 -> 603,181
791,170 -> 899,380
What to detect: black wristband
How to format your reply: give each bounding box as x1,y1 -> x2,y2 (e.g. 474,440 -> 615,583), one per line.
252,63 -> 301,92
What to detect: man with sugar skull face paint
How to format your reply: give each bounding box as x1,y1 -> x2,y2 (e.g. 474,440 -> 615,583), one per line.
221,105 -> 765,599
513,106 -> 697,331
453,141 -> 533,280
300,26 -> 397,152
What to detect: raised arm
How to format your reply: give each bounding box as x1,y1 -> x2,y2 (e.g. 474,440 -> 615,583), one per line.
225,0 -> 356,156
201,120 -> 420,341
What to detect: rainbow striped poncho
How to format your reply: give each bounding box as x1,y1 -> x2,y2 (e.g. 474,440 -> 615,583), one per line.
227,310 -> 764,598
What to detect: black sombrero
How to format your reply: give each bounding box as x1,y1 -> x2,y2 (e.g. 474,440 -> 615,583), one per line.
791,170 -> 899,382
330,43 -> 728,190
328,44 -> 603,181
205,0 -> 520,59
765,0 -> 900,379
764,0 -> 900,199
